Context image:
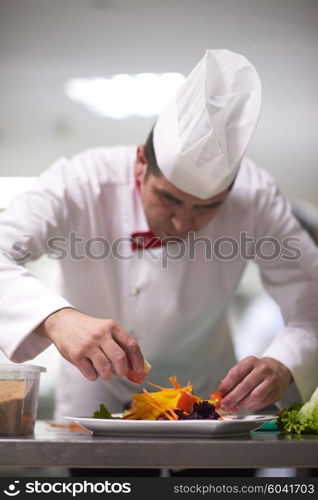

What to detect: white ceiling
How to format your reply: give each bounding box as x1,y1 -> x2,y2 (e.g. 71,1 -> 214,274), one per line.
0,0 -> 318,203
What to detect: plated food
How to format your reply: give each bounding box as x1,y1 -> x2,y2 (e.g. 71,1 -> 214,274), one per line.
92,376 -> 225,421
64,376 -> 276,436
64,414 -> 275,437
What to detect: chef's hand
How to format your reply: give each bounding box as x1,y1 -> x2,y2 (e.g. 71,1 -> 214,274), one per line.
218,356 -> 292,411
34,307 -> 147,383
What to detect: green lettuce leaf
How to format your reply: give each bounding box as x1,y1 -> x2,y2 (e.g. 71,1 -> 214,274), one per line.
277,387 -> 318,434
277,403 -> 305,433
298,386 -> 318,431
91,403 -> 113,419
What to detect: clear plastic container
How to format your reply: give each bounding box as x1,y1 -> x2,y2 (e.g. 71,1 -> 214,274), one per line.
0,363 -> 46,436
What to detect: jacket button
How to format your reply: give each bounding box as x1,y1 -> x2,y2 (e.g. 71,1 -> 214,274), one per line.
131,287 -> 140,296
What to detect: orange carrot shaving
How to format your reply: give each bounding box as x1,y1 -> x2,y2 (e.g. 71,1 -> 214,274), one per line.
142,389 -> 178,420
146,381 -> 168,390
169,376 -> 182,389
145,400 -> 177,421
123,376 -> 222,421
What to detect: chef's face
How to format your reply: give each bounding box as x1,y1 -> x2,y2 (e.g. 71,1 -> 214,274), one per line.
135,145 -> 231,239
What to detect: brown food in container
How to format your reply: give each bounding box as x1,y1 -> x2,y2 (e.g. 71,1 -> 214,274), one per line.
0,364 -> 46,436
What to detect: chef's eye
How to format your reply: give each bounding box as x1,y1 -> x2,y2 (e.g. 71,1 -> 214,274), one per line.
196,202 -> 222,212
161,193 -> 182,205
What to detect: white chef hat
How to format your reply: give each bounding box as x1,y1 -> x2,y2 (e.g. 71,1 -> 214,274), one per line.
153,49 -> 262,199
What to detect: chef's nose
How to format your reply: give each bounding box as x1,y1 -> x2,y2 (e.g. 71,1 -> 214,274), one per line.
171,209 -> 195,235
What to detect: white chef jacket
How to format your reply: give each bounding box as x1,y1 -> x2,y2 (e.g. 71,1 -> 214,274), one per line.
0,146 -> 318,421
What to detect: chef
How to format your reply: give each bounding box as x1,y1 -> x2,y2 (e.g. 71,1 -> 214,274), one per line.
0,49 -> 318,422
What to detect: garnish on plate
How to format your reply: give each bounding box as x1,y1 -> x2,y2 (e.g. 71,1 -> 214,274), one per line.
92,376 -> 227,421
92,403 -> 113,419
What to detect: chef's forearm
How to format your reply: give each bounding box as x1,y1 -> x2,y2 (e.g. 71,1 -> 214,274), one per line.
0,256 -> 74,361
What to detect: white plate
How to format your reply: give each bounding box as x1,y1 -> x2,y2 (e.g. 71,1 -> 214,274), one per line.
63,415 -> 275,438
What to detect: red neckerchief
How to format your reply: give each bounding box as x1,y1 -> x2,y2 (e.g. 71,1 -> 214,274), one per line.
131,179 -> 166,250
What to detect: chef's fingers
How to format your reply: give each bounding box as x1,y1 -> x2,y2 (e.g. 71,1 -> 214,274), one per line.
219,357 -> 274,410
218,356 -> 259,396
220,370 -> 266,411
255,389 -> 278,410
231,378 -> 276,411
100,337 -> 129,377
126,361 -> 147,384
77,357 -> 99,381
111,325 -> 145,376
88,347 -> 115,380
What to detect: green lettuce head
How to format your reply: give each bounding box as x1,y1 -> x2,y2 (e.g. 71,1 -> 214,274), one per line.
277,386 -> 318,434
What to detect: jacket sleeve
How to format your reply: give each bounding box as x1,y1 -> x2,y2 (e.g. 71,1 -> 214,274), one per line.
252,173 -> 318,402
0,158 -> 77,362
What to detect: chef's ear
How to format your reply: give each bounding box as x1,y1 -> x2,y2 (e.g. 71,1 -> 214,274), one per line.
135,145 -> 148,179
136,144 -> 147,165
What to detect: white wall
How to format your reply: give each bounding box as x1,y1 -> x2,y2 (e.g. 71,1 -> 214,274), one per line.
0,0 -> 317,202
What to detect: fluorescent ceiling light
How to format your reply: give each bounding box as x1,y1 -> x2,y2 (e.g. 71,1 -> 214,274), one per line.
64,73 -> 185,119
0,177 -> 37,209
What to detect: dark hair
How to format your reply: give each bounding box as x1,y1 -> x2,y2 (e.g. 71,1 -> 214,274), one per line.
144,127 -> 236,194
144,128 -> 162,178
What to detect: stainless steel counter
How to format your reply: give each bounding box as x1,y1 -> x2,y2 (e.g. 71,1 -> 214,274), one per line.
0,421 -> 317,469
